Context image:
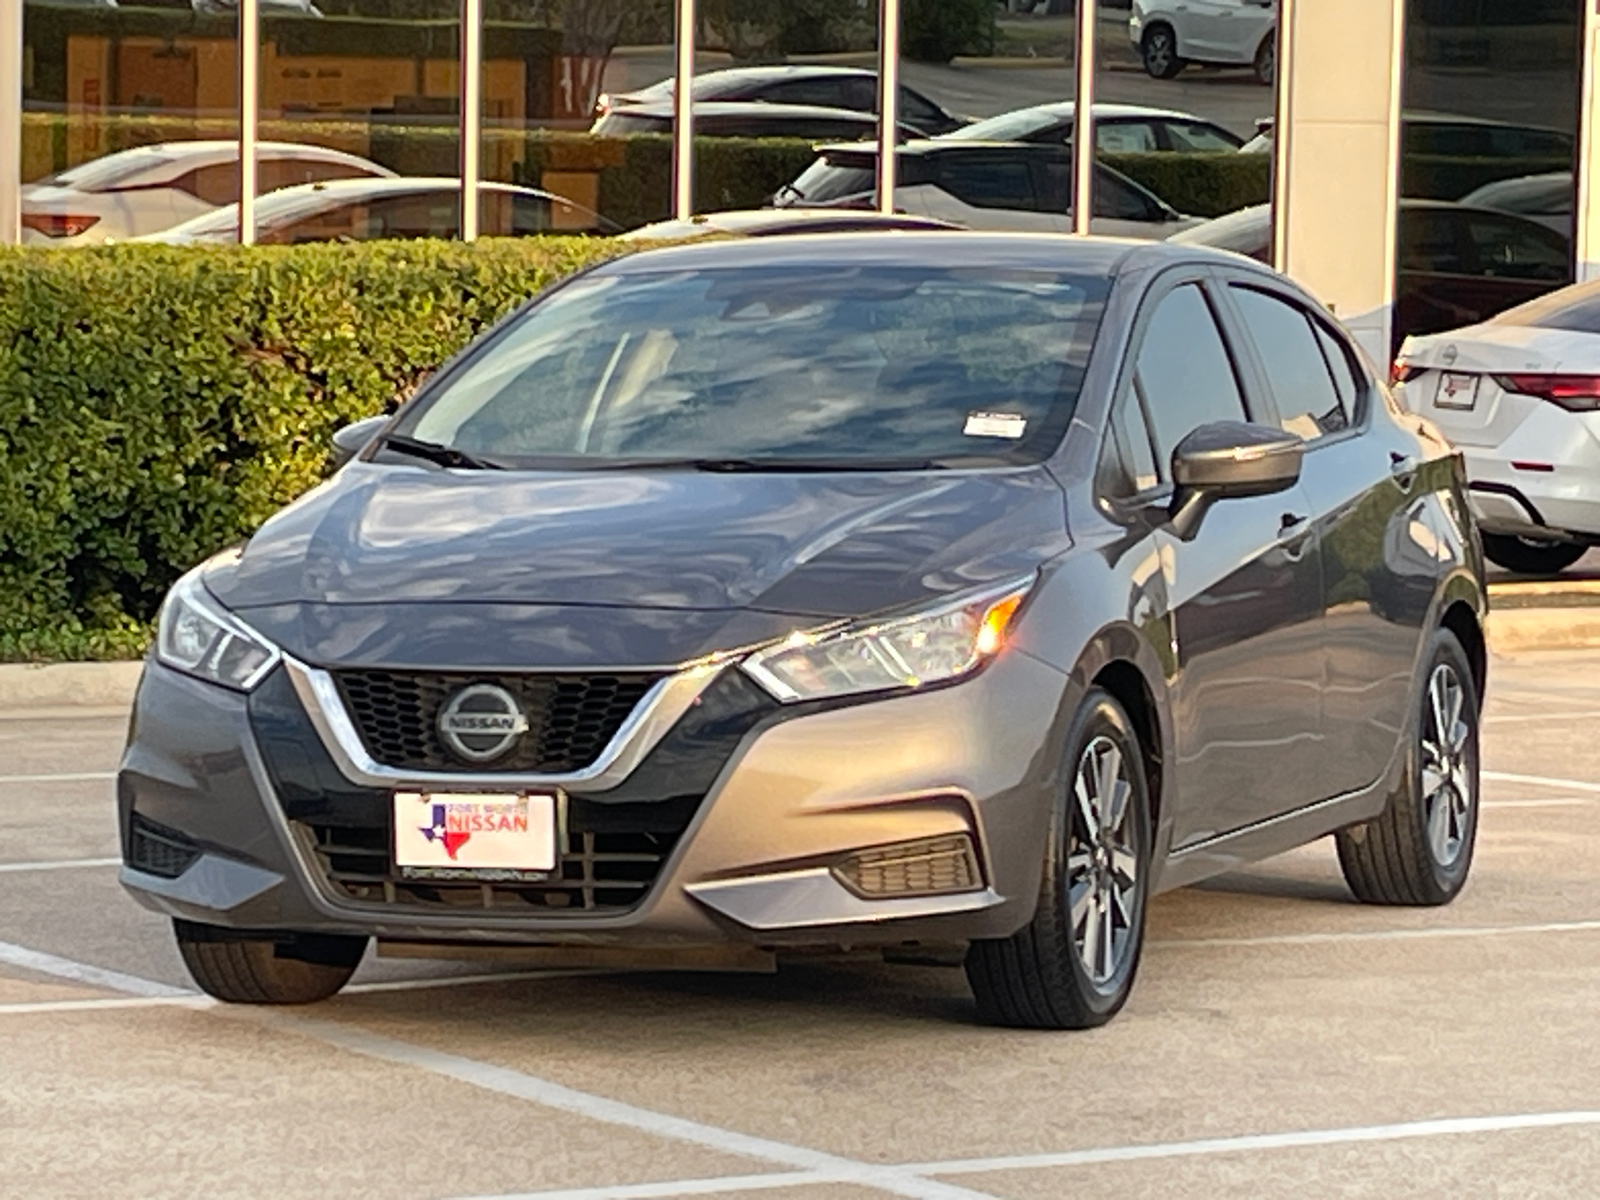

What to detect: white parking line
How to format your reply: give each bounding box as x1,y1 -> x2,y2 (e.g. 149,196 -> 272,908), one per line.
1483,770 -> 1600,795
0,772 -> 116,785
1152,917 -> 1600,949
0,856 -> 121,874
270,1014 -> 998,1200
1483,710 -> 1600,723
0,940 -> 189,997
1482,798 -> 1592,809
0,995 -> 213,1016
460,1172 -> 840,1200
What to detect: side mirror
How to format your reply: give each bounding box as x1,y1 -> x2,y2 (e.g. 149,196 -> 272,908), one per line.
329,414 -> 389,471
1168,421 -> 1303,539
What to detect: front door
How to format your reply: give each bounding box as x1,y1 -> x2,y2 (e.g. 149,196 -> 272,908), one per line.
1124,275 -> 1325,847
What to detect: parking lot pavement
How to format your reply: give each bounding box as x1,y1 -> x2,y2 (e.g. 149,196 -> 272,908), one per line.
4,650 -> 1600,1198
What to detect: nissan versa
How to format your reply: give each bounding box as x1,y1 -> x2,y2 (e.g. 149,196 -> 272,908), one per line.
119,234 -> 1487,1029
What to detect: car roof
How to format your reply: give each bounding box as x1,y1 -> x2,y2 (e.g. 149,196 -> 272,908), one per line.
623,208 -> 959,240
816,137 -> 1077,158
251,176 -> 543,205
612,100 -> 877,121
593,230 -> 1228,279
956,101 -> 1210,124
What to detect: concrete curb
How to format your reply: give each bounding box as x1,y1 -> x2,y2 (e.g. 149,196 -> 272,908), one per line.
0,661 -> 144,716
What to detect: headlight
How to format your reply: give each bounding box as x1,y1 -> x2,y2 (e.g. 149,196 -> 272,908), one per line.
156,561 -> 280,692
741,578 -> 1033,704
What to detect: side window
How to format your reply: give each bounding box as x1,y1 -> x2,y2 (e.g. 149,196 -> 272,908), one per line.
170,163 -> 241,206
1095,172 -> 1160,222
1463,214 -> 1570,281
1100,388 -> 1161,499
897,87 -> 943,128
1230,286 -> 1349,440
258,156 -> 373,192
764,79 -> 849,108
1400,209 -> 1470,274
260,201 -> 363,245
1313,321 -> 1366,424
1162,121 -> 1240,152
1096,121 -> 1159,153
1135,283 -> 1249,471
937,158 -> 1037,210
362,192 -> 459,240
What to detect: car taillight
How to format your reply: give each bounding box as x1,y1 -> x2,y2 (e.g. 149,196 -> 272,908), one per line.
1391,360 -> 1423,385
1492,373 -> 1600,412
21,212 -> 101,238
595,93 -> 612,115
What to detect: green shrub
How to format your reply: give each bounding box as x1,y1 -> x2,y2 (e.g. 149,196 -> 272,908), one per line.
0,238 -> 625,662
1101,151 -> 1271,219
902,0 -> 995,63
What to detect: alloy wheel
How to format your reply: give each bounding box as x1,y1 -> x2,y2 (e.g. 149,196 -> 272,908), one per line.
1145,31 -> 1174,76
1419,662 -> 1473,867
1066,735 -> 1140,987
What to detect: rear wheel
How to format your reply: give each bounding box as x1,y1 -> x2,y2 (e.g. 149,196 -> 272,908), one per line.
1142,25 -> 1184,79
966,689 -> 1151,1029
1252,35 -> 1276,86
1481,533 -> 1585,576
1336,628 -> 1479,906
174,920 -> 366,1004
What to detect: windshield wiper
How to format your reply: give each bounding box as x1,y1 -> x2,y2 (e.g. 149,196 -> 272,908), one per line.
376,433 -> 505,471
682,457 -> 947,473
774,182 -> 805,204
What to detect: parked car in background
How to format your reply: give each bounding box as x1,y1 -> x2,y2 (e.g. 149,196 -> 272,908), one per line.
1130,0 -> 1277,85
1460,172 -> 1573,238
142,178 -> 614,245
596,65 -> 967,136
592,101 -> 922,143
622,208 -> 959,242
1171,200 -> 1571,347
121,233 -> 1485,1031
942,101 -> 1245,153
1395,281 -> 1600,574
22,140 -> 393,245
778,141 -> 1198,238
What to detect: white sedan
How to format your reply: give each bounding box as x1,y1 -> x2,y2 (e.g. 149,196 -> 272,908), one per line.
1130,0 -> 1277,85
22,140 -> 393,245
1395,282 -> 1600,574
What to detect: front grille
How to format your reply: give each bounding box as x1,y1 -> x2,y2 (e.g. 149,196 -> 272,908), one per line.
127,814 -> 201,879
296,797 -> 699,913
334,670 -> 661,772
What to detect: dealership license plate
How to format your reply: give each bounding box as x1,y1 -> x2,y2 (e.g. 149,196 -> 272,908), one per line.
1434,371 -> 1480,410
393,791 -> 558,881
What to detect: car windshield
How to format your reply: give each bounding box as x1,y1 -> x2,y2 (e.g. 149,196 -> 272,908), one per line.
397,264 -> 1110,469
944,108 -> 1065,142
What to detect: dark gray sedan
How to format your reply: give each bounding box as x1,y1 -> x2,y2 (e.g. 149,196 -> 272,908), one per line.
120,234 -> 1487,1029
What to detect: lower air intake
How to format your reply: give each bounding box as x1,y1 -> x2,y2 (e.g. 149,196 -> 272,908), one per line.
127,814 -> 202,880
833,834 -> 982,899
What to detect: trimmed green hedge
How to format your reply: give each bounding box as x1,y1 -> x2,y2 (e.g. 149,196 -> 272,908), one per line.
0,238 -> 625,662
1100,151 -> 1271,219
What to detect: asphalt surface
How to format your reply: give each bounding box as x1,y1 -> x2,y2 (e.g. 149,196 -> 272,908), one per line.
3,649 -> 1600,1197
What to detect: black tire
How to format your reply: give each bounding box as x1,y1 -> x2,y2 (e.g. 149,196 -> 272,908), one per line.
1481,533 -> 1585,576
1141,25 -> 1184,80
174,920 -> 366,1004
1252,35 -> 1275,86
966,689 -> 1152,1029
1336,627 -> 1480,906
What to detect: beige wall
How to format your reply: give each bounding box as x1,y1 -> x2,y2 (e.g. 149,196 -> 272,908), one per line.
1275,0 -> 1405,364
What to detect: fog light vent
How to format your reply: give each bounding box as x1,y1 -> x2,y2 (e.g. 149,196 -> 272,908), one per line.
833,835 -> 982,899
128,814 -> 201,880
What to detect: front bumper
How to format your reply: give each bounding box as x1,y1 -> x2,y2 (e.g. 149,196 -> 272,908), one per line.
118,650 -> 1073,951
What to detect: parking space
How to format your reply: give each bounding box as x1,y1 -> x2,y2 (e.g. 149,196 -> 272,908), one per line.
3,649 -> 1599,1198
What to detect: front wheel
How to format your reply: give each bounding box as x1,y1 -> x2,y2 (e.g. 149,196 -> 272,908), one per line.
1481,533 -> 1585,576
1336,627 -> 1480,906
1142,26 -> 1184,79
966,689 -> 1152,1029
174,920 -> 366,1004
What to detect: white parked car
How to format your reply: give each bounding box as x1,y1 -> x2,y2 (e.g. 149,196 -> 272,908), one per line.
941,101 -> 1246,153
21,140 -> 393,245
1395,282 -> 1600,574
1130,0 -> 1277,85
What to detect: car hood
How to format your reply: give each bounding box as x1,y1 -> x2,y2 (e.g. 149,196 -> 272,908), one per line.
207,462 -> 1070,669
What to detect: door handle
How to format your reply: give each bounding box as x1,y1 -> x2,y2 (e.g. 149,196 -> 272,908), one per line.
1280,512 -> 1307,532
1279,512 -> 1311,562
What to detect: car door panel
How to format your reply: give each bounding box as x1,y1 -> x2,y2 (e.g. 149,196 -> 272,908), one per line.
1120,276 -> 1324,847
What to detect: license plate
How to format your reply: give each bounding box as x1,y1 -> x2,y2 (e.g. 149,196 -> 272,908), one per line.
1434,371 -> 1480,410
393,791 -> 558,881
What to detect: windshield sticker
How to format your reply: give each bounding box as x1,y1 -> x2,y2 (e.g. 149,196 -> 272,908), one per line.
963,412 -> 1028,439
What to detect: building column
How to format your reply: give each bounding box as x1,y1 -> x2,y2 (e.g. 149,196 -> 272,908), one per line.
1577,0 -> 1600,282
1275,0 -> 1405,365
0,0 -> 22,246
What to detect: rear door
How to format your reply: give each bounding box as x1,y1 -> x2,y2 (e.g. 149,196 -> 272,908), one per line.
1218,275 -> 1428,800
914,152 -> 1064,232
1128,273 -> 1324,845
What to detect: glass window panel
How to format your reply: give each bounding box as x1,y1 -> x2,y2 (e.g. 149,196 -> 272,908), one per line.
1231,286 -> 1349,441
1135,284 -> 1249,470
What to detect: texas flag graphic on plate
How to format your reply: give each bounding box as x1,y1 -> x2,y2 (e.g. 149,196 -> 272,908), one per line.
393,791 -> 558,874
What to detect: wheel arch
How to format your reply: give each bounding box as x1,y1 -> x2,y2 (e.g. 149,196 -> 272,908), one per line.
1440,599 -> 1486,704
